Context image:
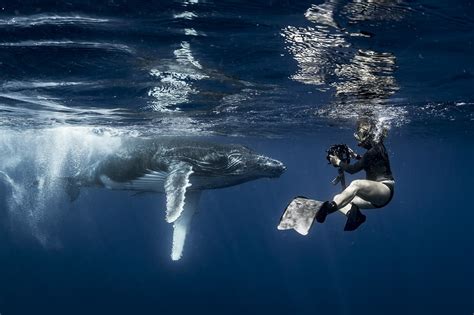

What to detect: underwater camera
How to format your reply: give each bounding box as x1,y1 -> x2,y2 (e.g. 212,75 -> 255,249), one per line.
326,144 -> 353,167
326,144 -> 360,188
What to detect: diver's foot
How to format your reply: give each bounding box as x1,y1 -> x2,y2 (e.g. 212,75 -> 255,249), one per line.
343,206 -> 366,231
316,201 -> 338,223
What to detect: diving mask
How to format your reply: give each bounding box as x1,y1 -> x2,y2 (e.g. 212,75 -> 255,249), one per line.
354,125 -> 371,143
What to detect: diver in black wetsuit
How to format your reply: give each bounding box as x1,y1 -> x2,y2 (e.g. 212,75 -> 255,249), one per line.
316,118 -> 395,231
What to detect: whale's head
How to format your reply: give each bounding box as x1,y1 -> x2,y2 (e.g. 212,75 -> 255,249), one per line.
246,154 -> 286,178
223,145 -> 286,180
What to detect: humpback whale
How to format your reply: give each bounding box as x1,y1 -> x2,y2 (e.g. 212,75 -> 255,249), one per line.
68,137 -> 285,260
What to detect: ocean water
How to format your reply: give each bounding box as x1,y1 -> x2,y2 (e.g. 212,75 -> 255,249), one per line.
0,0 -> 473,314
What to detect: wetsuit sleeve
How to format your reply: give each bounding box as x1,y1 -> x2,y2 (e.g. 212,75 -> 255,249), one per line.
339,154 -> 365,174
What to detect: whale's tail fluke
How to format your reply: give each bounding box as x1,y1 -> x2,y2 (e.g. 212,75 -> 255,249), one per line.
62,177 -> 81,202
30,176 -> 81,202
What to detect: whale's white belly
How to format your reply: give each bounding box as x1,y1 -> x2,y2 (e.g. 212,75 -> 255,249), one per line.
100,173 -> 240,193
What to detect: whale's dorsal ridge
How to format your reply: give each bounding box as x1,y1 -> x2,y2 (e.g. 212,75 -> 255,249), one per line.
165,162 -> 194,223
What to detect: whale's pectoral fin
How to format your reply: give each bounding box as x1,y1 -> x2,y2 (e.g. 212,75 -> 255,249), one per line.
164,162 -> 194,223
171,191 -> 201,261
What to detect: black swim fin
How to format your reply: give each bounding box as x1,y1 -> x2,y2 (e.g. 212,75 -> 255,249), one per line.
316,201 -> 338,223
344,205 -> 366,231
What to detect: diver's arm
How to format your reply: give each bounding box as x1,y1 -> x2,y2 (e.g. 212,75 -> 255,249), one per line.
338,158 -> 364,174
329,154 -> 364,174
329,155 -> 365,174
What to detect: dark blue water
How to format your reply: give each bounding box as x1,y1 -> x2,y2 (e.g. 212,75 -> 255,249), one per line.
0,1 -> 473,314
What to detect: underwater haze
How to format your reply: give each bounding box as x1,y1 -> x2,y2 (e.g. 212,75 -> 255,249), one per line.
0,0 -> 473,314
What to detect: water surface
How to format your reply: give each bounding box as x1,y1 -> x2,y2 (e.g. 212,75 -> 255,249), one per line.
0,0 -> 472,314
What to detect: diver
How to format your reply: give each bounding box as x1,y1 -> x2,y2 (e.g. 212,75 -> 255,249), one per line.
316,118 -> 395,231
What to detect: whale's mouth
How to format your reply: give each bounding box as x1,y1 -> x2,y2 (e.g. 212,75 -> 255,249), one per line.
270,166 -> 286,178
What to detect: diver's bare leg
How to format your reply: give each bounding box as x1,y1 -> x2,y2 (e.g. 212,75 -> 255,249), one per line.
333,179 -> 391,210
316,180 -> 389,224
338,196 -> 375,216
338,203 -> 352,215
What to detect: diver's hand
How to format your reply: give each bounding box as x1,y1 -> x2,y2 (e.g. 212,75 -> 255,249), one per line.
329,155 -> 341,167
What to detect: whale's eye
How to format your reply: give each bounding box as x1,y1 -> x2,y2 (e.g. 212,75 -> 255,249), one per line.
228,153 -> 242,162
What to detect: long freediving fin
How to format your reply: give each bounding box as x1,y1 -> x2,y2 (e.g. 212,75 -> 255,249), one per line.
278,197 -> 323,235
171,191 -> 201,261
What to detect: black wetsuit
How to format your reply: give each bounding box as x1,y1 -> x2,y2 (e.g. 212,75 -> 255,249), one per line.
339,142 -> 394,207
